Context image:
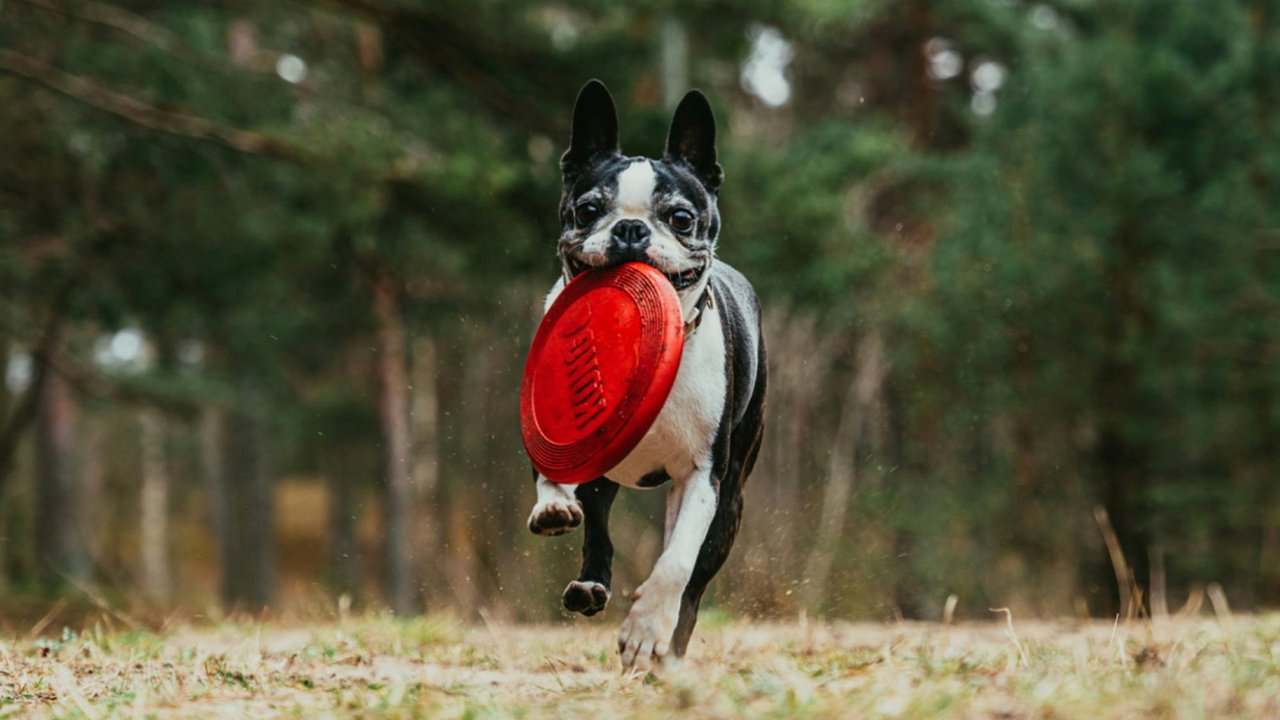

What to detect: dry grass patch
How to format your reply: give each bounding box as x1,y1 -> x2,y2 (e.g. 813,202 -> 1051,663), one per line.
0,613 -> 1276,718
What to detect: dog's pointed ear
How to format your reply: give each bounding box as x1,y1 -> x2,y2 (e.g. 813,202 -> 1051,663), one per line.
561,80 -> 620,179
665,89 -> 723,194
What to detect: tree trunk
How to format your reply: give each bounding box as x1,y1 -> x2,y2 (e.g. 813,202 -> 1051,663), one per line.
34,363 -> 89,587
0,352 -> 47,500
802,330 -> 885,613
325,441 -> 361,599
220,397 -> 275,609
409,335 -> 439,599
905,0 -> 936,147
138,408 -> 171,603
355,22 -> 383,98
199,407 -> 230,603
1092,217 -> 1150,618
372,271 -> 417,615
1009,324 -> 1047,606
0,342 -> 9,428
1248,0 -> 1280,604
80,412 -> 105,580
659,15 -> 688,111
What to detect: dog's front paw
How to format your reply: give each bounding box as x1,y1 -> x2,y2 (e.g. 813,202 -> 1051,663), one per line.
527,498 -> 583,536
563,580 -> 610,616
617,581 -> 681,672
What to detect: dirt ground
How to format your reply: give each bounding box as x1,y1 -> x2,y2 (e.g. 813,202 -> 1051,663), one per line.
0,612 -> 1276,718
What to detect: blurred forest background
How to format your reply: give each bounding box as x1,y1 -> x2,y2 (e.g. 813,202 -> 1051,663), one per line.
0,0 -> 1277,624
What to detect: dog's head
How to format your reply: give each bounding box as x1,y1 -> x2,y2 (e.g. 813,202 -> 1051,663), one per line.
557,80 -> 722,297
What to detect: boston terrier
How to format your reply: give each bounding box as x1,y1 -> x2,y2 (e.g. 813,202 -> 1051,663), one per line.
526,80 -> 768,671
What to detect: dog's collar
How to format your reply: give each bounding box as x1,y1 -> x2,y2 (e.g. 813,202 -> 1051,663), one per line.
683,286 -> 713,337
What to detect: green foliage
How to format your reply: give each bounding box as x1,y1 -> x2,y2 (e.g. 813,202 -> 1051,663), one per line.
898,0 -> 1280,609
1,0 -> 1277,617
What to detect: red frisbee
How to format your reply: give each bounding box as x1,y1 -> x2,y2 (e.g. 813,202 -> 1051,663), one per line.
521,262 -> 685,484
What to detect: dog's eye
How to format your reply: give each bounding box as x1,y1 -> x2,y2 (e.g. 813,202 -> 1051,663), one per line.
574,202 -> 602,228
668,209 -> 695,234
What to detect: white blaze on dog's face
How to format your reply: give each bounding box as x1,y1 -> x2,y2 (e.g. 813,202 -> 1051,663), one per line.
556,81 -> 724,297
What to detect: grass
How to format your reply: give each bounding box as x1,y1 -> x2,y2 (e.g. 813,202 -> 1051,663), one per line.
0,612 -> 1276,718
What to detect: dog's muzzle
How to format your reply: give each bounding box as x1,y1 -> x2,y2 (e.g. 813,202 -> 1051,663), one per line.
609,220 -> 650,258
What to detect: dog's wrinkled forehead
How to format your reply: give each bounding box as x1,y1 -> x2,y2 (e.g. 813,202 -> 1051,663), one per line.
566,157 -> 712,215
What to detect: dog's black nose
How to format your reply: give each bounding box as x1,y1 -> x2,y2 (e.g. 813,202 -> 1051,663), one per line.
609,220 -> 651,255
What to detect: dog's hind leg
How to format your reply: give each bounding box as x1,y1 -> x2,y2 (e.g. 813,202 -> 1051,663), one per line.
562,477 -> 619,616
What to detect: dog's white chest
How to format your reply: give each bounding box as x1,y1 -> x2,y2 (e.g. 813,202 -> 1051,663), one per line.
604,309 -> 726,487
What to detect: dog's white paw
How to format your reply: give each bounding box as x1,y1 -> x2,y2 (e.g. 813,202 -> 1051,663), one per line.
527,498 -> 583,536
617,580 -> 681,672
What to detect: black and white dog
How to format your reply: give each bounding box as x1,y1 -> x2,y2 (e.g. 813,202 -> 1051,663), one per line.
527,80 -> 767,671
